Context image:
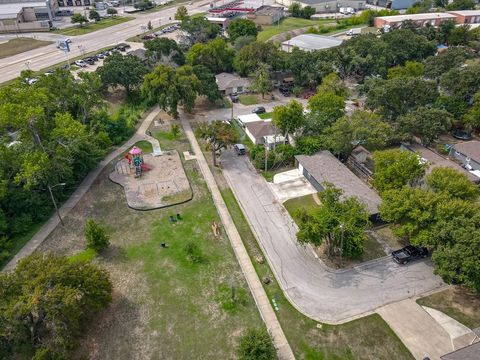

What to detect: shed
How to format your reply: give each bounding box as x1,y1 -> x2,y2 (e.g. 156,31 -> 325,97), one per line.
281,34 -> 343,53
295,151 -> 381,217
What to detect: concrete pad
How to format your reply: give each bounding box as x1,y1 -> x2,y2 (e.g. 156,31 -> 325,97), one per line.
273,169 -> 301,184
183,151 -> 196,161
268,177 -> 316,203
423,306 -> 472,340
377,299 -> 453,360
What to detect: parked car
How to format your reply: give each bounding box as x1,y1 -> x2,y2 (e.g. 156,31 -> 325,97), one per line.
44,70 -> 54,76
96,53 -> 105,59
75,60 -> 87,67
24,77 -> 38,85
83,57 -> 95,65
392,245 -> 428,265
234,144 -> 246,155
252,106 -> 266,114
142,34 -> 155,40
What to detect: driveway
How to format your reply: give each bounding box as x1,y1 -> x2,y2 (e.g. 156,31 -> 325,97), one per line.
221,149 -> 445,324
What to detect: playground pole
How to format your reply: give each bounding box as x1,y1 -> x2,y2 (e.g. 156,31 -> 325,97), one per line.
47,184 -> 64,226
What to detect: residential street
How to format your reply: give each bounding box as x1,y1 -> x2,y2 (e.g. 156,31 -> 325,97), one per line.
220,149 -> 445,324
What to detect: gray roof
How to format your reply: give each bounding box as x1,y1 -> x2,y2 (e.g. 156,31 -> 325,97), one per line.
245,120 -> 278,139
441,342 -> 480,360
127,48 -> 147,61
215,72 -> 250,91
453,140 -> 480,163
402,143 -> 479,182
282,34 -> 343,51
253,5 -> 283,16
0,1 -> 49,17
296,151 -> 381,214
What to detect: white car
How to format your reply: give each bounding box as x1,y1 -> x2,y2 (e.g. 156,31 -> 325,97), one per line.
75,60 -> 87,67
24,77 -> 38,85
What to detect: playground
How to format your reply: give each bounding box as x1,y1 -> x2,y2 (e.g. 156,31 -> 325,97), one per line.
109,144 -> 191,210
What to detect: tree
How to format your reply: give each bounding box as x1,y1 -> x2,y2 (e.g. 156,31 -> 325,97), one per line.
288,2 -> 315,18
287,48 -> 335,87
171,123 -> 180,139
97,53 -> 147,93
364,77 -> 438,120
426,167 -> 478,201
147,20 -> 153,30
372,149 -> 427,192
397,107 -> 453,145
186,38 -> 234,74
316,72 -> 348,98
233,42 -> 285,76
381,29 -> 436,67
0,253 -> 112,358
181,16 -> 220,45
297,184 -> 370,258
192,65 -> 221,102
195,120 -> 236,166
134,0 -> 154,10
84,218 -> 110,252
440,63 -> 480,107
234,35 -> 256,51
175,5 -> 188,21
107,7 -> 118,15
250,63 -> 272,99
89,9 -> 101,22
144,37 -> 185,65
387,61 -> 424,79
424,47 -> 473,79
463,92 -> 480,128
71,13 -> 88,27
141,64 -> 201,117
237,328 -> 276,360
446,0 -> 475,10
271,100 -> 304,141
306,91 -> 345,134
322,111 -> 393,157
227,19 -> 258,42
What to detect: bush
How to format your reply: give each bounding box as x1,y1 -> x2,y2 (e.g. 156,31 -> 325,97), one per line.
84,218 -> 109,252
184,241 -> 204,263
215,282 -> 249,314
237,328 -> 276,360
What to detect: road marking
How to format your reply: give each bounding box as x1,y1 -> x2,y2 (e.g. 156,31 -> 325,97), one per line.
5,52 -> 48,66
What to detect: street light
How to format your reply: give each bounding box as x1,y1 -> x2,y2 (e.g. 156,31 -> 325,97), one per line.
47,183 -> 66,226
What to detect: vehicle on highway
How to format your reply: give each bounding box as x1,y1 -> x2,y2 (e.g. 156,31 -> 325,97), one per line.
392,245 -> 428,265
234,144 -> 246,155
252,106 -> 266,114
75,60 -> 87,67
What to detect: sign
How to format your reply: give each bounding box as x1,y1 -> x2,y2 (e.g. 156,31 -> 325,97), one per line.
57,40 -> 70,52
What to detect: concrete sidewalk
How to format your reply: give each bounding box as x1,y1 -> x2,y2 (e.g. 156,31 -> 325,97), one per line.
376,299 -> 453,360
3,106 -> 160,272
180,117 -> 295,360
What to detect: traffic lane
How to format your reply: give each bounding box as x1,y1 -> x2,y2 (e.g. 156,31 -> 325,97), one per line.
221,149 -> 444,323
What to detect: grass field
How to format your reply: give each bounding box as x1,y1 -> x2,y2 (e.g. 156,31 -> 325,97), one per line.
53,16 -> 134,36
257,17 -> 334,42
417,287 -> 480,329
238,94 -> 258,105
258,112 -> 273,119
221,188 -> 414,360
38,127 -> 263,359
0,38 -> 53,59
283,194 -> 319,223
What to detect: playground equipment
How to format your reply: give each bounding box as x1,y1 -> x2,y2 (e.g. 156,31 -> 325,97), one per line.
124,146 -> 151,178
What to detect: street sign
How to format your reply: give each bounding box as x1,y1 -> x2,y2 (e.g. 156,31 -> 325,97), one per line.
57,40 -> 70,52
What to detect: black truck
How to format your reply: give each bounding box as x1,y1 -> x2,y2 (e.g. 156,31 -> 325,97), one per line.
391,245 -> 428,265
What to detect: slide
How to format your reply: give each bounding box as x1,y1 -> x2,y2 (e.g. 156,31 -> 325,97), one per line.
140,163 -> 151,171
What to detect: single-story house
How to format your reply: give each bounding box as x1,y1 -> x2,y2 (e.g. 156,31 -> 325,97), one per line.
281,34 -> 343,53
295,151 -> 382,219
450,141 -> 480,173
402,143 -> 480,183
441,342 -> 480,360
244,120 -> 284,148
215,73 -> 251,95
246,5 -> 284,25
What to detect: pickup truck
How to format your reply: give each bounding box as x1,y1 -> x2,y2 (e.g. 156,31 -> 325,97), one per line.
392,245 -> 428,265
346,28 -> 362,36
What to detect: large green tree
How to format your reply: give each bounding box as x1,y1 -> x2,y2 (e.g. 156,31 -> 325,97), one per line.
144,37 -> 185,65
175,5 -> 188,20
237,328 -> 276,360
195,120 -> 236,166
227,18 -> 258,42
233,42 -> 286,76
0,253 -> 112,359
71,13 -> 88,27
97,53 -> 148,93
186,38 -> 234,74
250,63 -> 272,99
306,91 -> 345,134
426,167 -> 478,201
316,72 -> 348,98
372,149 -> 426,192
387,61 -> 424,79
181,16 -> 220,45
271,100 -> 304,141
297,184 -> 370,258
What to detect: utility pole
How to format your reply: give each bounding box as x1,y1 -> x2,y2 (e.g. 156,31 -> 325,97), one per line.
47,183 -> 66,226
339,223 -> 344,265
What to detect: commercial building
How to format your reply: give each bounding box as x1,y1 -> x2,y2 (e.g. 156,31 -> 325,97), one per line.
246,5 -> 283,25
373,12 -> 457,28
281,34 -> 343,52
56,0 -> 91,6
0,0 -> 57,33
366,0 -> 417,10
276,0 -> 365,13
447,10 -> 480,24
295,151 -> 382,218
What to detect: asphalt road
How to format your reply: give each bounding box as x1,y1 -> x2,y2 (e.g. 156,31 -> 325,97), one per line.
221,149 -> 445,324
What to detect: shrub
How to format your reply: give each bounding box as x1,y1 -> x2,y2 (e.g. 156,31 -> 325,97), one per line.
84,218 -> 110,252
237,328 -> 276,360
184,241 -> 203,263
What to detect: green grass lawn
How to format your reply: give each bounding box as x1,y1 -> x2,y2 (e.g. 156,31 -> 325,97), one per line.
238,94 -> 258,106
417,287 -> 480,329
257,17 -> 333,42
132,140 -> 153,153
283,194 -> 319,223
53,16 -> 134,36
258,112 -> 272,119
0,38 -> 53,59
221,188 -> 414,360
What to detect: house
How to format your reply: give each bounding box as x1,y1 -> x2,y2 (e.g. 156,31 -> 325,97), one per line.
215,73 -> 251,95
450,141 -> 480,173
127,48 -> 147,62
373,12 -> 457,28
276,0 -> 365,13
237,113 -> 262,126
244,120 -> 284,148
295,151 -> 382,218
441,342 -> 480,360
402,143 -> 480,183
281,34 -> 343,53
0,0 -> 57,33
246,5 -> 284,25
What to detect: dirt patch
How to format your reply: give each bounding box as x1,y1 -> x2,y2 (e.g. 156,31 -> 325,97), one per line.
109,151 -> 191,210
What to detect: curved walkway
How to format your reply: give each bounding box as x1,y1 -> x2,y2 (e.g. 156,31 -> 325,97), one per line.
3,106 -> 161,271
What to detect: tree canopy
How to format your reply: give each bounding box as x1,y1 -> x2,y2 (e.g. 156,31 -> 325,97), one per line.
237,328 -> 276,360
227,19 -> 258,42
195,120 -> 236,166
271,100 -> 305,140
97,53 -> 148,93
144,37 -> 185,66
186,38 -> 234,74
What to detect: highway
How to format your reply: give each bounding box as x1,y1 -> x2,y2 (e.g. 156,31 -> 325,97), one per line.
0,2 -> 208,83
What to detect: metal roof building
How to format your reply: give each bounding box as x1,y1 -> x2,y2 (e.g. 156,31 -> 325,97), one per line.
281,34 -> 343,53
